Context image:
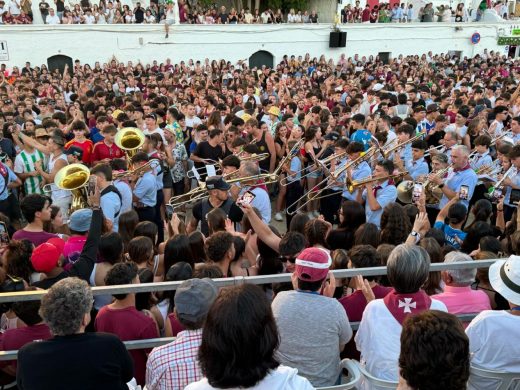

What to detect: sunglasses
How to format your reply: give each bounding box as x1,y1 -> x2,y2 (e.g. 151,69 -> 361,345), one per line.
278,255 -> 296,264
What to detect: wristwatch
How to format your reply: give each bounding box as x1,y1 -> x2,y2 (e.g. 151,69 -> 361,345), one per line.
410,230 -> 421,243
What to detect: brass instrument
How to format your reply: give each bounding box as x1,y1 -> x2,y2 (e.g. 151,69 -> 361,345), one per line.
275,139 -> 305,185
423,165 -> 452,205
113,159 -> 160,180
42,164 -> 91,213
114,127 -> 145,167
168,173 -> 279,208
186,153 -> 268,181
286,147 -> 380,215
423,144 -> 446,158
486,166 -> 516,201
235,138 -> 258,158
382,134 -> 423,159
490,131 -> 513,146
347,171 -> 408,193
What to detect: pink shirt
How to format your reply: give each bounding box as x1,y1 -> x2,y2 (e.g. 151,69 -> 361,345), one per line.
433,285 -> 491,315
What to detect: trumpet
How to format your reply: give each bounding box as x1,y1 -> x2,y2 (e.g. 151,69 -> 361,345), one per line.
347,171 -> 408,193
113,159 -> 161,180
382,134 -> 423,159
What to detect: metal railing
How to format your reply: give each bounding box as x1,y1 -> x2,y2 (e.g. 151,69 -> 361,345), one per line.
0,259 -> 497,303
0,313 -> 480,361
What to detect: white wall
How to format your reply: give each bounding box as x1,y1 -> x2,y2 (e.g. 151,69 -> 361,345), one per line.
0,23 -> 510,68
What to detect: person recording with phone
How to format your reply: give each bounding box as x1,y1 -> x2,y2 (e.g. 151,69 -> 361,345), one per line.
237,161 -> 271,224
428,145 -> 477,211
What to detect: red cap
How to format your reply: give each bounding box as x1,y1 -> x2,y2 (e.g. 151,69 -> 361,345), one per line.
295,247 -> 332,282
31,237 -> 65,273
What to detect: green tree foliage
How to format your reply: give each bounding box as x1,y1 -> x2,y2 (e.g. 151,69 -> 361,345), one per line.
267,0 -> 308,12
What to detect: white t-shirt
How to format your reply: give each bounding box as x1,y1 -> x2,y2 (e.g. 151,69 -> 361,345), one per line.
185,365 -> 314,390
46,14 -> 61,24
9,0 -> 20,15
84,14 -> 96,24
143,127 -> 167,144
355,298 -> 447,386
466,310 -> 520,390
185,115 -> 202,129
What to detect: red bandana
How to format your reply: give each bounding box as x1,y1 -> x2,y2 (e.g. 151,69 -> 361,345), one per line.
383,289 -> 432,325
453,164 -> 471,173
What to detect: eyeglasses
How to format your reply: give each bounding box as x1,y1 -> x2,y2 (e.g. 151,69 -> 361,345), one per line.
278,255 -> 296,264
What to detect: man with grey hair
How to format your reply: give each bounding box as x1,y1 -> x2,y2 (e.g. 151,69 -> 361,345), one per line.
355,244 -> 447,383
433,251 -> 491,315
238,161 -> 271,223
428,144 -> 477,210
17,278 -> 133,390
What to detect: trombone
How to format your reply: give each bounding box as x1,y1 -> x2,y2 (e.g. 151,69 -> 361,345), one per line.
424,144 -> 446,158
383,134 -> 423,159
113,159 -> 161,180
285,147 -> 378,215
42,164 -> 91,213
347,171 -> 409,193
168,173 -> 279,208
280,151 -> 347,186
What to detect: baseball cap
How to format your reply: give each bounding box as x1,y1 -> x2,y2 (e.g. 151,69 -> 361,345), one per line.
489,256 -> 520,306
372,83 -> 384,92
69,208 -> 93,232
111,109 -> 124,120
174,279 -> 218,323
295,247 -> 332,282
64,146 -> 83,160
205,176 -> 231,191
31,237 -> 66,273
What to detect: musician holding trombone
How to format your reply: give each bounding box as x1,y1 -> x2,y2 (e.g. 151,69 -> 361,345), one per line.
356,159 -> 398,228
342,142 -> 371,202
319,139 -> 349,225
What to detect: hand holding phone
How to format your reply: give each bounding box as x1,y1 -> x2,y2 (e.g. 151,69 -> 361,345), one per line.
237,190 -> 256,207
459,185 -> 469,201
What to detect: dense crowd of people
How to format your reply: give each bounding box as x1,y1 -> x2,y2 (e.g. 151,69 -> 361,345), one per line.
0,0 -> 320,25
0,48 -> 519,389
340,0 -> 510,23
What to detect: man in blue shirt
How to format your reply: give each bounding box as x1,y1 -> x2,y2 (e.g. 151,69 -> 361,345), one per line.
131,152 -> 157,223
395,139 -> 429,181
350,114 -> 372,151
502,144 -> 520,222
396,124 -> 414,163
417,104 -> 439,135
429,145 -> 478,210
343,142 -> 371,202
319,139 -> 349,225
357,159 -> 398,228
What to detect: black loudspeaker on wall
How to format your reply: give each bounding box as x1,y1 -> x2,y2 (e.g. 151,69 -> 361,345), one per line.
329,32 -> 347,48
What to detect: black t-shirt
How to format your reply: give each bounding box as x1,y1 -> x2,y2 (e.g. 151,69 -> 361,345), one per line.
219,12 -> 228,23
17,332 -> 133,390
134,7 -> 144,23
56,0 -> 64,12
193,141 -> 223,178
192,197 -> 244,236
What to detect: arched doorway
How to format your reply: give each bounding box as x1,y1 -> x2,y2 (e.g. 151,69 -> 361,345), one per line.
47,55 -> 73,75
249,50 -> 274,69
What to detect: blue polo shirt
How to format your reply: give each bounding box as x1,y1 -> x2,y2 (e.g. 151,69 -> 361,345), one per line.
362,180 -> 398,228
471,151 -> 493,171
438,167 -> 478,210
133,171 -> 157,207
343,160 -> 371,200
0,163 -> 17,201
505,169 -> 520,207
406,157 -> 429,180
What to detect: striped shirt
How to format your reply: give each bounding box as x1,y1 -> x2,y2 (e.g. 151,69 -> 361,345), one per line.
146,329 -> 203,390
14,149 -> 46,195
